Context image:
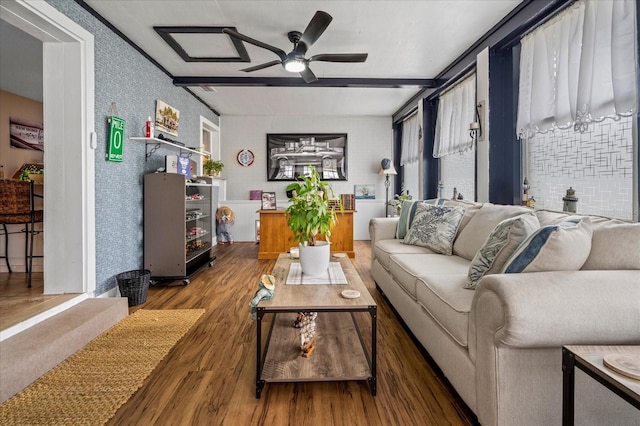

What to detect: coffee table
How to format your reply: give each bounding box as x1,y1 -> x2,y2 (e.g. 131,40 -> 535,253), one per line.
254,253 -> 377,398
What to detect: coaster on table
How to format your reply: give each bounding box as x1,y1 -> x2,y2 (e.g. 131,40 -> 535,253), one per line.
332,253 -> 347,258
603,353 -> 640,380
341,289 -> 360,299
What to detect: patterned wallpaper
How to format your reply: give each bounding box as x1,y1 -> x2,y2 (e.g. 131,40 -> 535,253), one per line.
525,116 -> 634,220
46,0 -> 219,295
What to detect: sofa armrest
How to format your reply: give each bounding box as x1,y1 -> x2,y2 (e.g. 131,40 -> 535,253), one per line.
469,270 -> 640,358
369,217 -> 400,245
470,270 -> 640,426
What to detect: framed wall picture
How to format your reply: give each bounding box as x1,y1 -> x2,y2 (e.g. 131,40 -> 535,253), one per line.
261,191 -> 277,210
155,100 -> 180,137
355,184 -> 375,199
266,133 -> 347,181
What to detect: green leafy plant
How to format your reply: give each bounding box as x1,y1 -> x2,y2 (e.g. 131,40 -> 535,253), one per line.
285,165 -> 342,246
19,165 -> 44,181
203,157 -> 224,175
387,188 -> 412,215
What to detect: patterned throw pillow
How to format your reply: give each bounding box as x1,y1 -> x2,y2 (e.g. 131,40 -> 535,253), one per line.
465,214 -> 540,289
501,217 -> 593,273
403,204 -> 466,255
396,199 -> 446,239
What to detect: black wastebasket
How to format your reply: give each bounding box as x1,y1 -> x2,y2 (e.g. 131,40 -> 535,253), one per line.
116,269 -> 151,307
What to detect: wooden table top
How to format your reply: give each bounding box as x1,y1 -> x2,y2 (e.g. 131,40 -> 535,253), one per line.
564,345 -> 640,397
259,253 -> 376,311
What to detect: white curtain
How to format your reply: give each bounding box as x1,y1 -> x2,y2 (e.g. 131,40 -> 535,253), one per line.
517,0 -> 637,138
433,74 -> 476,158
400,110 -> 419,165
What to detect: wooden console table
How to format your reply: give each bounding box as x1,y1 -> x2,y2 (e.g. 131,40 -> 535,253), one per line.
257,209 -> 355,259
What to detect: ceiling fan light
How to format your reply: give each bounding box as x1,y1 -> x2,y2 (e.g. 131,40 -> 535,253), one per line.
284,58 -> 305,73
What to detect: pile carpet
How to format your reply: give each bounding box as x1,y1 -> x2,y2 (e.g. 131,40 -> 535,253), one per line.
0,309 -> 204,425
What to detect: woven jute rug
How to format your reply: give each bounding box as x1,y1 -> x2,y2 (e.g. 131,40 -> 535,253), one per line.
0,309 -> 204,425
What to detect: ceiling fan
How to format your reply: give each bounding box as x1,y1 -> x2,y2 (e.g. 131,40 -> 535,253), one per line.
222,11 -> 368,83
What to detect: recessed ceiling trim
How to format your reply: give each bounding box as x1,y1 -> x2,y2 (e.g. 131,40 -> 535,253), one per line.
154,26 -> 250,63
173,77 -> 439,89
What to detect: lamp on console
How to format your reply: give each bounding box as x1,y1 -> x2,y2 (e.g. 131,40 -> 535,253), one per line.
379,158 -> 397,217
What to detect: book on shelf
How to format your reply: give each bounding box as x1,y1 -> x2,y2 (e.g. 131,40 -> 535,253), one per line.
339,193 -> 355,210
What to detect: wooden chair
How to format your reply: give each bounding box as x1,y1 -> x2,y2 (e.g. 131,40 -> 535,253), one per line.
0,179 -> 43,287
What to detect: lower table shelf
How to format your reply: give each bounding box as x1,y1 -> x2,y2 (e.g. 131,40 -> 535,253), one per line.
261,312 -> 371,382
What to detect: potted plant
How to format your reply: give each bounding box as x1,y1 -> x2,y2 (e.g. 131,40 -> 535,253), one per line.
203,157 -> 224,176
285,165 -> 341,276
387,188 -> 412,216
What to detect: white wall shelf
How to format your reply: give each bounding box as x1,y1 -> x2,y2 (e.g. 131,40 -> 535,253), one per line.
130,137 -> 210,160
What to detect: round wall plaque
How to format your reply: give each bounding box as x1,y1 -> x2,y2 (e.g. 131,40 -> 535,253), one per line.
237,149 -> 254,167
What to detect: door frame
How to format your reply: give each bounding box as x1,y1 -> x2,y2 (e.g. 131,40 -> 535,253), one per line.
1,0 -> 96,295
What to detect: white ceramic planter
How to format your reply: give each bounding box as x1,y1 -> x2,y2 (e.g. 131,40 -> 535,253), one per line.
298,241 -> 330,277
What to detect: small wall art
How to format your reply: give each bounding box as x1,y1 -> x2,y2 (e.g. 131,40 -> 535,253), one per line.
10,117 -> 44,151
261,191 -> 277,210
155,100 -> 180,137
355,184 -> 375,199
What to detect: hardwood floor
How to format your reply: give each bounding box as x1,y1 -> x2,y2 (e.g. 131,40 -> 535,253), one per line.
109,241 -> 475,425
0,272 -> 81,332
1,242 -> 475,425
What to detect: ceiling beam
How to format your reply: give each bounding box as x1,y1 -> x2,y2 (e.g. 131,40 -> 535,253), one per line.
173,76 -> 439,89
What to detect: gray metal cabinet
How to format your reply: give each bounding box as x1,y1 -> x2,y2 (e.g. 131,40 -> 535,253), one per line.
144,173 -> 214,284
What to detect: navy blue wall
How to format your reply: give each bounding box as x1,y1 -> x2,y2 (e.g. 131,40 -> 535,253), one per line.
47,0 -> 219,295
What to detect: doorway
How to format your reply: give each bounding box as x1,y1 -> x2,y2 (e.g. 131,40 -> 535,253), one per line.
0,1 -> 95,299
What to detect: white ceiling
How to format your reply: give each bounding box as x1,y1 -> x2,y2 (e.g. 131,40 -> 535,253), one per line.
0,20 -> 43,102
6,1 -> 525,117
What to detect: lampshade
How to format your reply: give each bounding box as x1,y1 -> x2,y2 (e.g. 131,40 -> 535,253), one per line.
379,158 -> 397,175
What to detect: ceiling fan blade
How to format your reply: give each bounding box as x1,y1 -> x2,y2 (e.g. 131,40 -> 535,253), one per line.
240,60 -> 282,72
299,67 -> 318,83
308,53 -> 369,63
222,28 -> 287,61
297,11 -> 333,55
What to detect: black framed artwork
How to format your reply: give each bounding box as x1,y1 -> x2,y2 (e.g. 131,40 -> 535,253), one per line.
266,133 -> 347,181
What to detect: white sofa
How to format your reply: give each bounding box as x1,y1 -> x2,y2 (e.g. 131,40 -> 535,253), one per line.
369,201 -> 640,426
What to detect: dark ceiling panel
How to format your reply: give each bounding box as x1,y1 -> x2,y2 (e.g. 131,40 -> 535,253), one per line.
154,26 -> 250,62
173,76 -> 439,88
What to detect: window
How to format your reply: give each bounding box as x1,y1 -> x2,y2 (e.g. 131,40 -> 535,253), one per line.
517,0 -> 637,219
435,73 -> 477,201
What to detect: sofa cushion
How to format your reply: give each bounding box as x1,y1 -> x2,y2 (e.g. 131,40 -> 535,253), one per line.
582,219 -> 640,270
535,209 -> 571,227
389,254 -> 470,299
396,198 -> 446,239
466,213 -> 540,289
415,274 -> 475,347
403,204 -> 466,255
374,239 -> 435,271
503,218 -> 593,273
443,199 -> 483,236
453,204 -> 532,261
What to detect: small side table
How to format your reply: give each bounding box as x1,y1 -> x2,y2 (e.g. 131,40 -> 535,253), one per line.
562,345 -> 640,426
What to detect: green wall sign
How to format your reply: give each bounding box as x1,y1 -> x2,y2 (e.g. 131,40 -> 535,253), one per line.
107,116 -> 125,162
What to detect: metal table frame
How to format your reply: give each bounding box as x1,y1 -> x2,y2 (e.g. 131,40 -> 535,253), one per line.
562,346 -> 640,425
256,305 -> 377,399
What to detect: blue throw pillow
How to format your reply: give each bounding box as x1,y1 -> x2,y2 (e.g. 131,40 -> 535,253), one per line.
502,218 -> 592,273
